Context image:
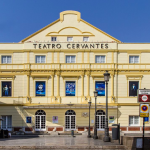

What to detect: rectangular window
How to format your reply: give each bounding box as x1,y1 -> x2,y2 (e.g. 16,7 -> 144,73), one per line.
1,116 -> 12,130
35,56 -> 46,63
35,81 -> 46,96
129,116 -> 139,126
2,56 -> 11,64
129,81 -> 139,96
51,37 -> 57,41
129,56 -> 139,63
95,55 -> 105,63
83,37 -> 89,42
95,81 -> 105,96
2,81 -> 12,97
67,37 -> 73,42
66,56 -> 76,63
66,81 -> 75,96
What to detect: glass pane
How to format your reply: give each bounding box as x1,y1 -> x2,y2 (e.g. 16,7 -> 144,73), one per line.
66,56 -> 70,63
129,116 -> 133,125
83,37 -> 89,41
51,37 -> 57,41
67,37 -> 73,41
101,56 -> 105,63
134,56 -> 139,63
36,56 -> 41,63
7,116 -> 12,128
96,56 -> 100,63
71,56 -> 75,63
2,56 -> 6,64
2,116 -> 6,128
134,116 -> 139,125
7,56 -> 11,63
129,56 -> 134,63
41,56 -> 45,63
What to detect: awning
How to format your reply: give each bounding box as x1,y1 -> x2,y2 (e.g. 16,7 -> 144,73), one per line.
23,104 -> 117,109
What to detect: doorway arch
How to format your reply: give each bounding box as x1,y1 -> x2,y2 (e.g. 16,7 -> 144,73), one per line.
96,110 -> 105,130
65,110 -> 76,131
35,110 -> 46,131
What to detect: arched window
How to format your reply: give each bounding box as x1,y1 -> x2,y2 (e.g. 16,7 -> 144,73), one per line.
35,110 -> 46,115
96,110 -> 105,115
65,110 -> 76,115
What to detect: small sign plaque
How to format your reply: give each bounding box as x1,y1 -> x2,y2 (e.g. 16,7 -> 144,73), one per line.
139,104 -> 149,117
138,89 -> 150,103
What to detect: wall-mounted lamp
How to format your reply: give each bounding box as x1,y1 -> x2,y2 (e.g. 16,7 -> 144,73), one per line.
27,97 -> 30,101
55,97 -> 57,100
85,96 -> 87,100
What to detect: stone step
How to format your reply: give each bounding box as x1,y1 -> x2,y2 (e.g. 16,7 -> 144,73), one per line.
0,145 -> 126,149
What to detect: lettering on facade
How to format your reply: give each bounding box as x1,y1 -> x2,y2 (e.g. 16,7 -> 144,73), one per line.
33,43 -> 108,49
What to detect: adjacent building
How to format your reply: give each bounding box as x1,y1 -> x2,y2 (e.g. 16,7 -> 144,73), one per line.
0,10 -> 149,133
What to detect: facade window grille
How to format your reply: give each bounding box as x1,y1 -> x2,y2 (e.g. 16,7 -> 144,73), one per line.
36,56 -> 46,63
51,37 -> 57,41
2,56 -> 11,64
129,56 -> 139,63
66,56 -> 76,63
95,55 -> 105,63
67,37 -> 73,42
1,116 -> 12,130
129,116 -> 139,126
83,37 -> 89,42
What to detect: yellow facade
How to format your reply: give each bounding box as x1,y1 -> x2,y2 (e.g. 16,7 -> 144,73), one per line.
0,10 -> 149,133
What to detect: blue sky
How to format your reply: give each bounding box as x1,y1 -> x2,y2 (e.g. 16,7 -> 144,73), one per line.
0,0 -> 150,43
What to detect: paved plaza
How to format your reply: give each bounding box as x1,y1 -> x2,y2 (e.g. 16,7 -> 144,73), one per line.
0,135 -> 125,149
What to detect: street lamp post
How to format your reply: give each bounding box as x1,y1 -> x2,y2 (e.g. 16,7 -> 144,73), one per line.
93,90 -> 98,139
87,101 -> 92,138
103,71 -> 110,142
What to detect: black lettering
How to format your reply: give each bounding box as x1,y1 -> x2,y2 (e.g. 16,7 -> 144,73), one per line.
33,44 -> 37,49
39,44 -> 41,49
76,44 -> 80,49
56,44 -> 61,49
52,44 -> 55,48
81,44 -> 86,49
85,44 -> 89,49
72,44 -> 75,49
90,44 -> 94,49
105,44 -> 108,49
43,44 -> 47,49
101,44 -> 104,49
67,44 -> 71,49
96,44 -> 100,49
47,44 -> 51,49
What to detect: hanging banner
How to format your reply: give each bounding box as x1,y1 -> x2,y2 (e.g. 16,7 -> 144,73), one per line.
66,81 -> 75,96
95,81 -> 105,96
52,116 -> 58,123
26,117 -> 32,123
35,81 -> 46,96
138,89 -> 150,103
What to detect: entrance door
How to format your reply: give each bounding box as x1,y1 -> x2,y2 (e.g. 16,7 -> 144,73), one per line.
65,110 -> 76,131
96,110 -> 105,130
35,110 -> 46,131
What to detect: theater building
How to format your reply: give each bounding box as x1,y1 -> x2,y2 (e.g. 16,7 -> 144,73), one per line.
0,10 -> 150,133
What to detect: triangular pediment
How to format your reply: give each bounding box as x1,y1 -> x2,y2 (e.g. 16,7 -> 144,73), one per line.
21,10 -> 121,43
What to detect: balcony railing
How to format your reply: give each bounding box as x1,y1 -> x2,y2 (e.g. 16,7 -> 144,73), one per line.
0,63 -> 150,71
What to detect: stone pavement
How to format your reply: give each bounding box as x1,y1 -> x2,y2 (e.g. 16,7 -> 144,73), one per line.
0,135 -> 125,149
